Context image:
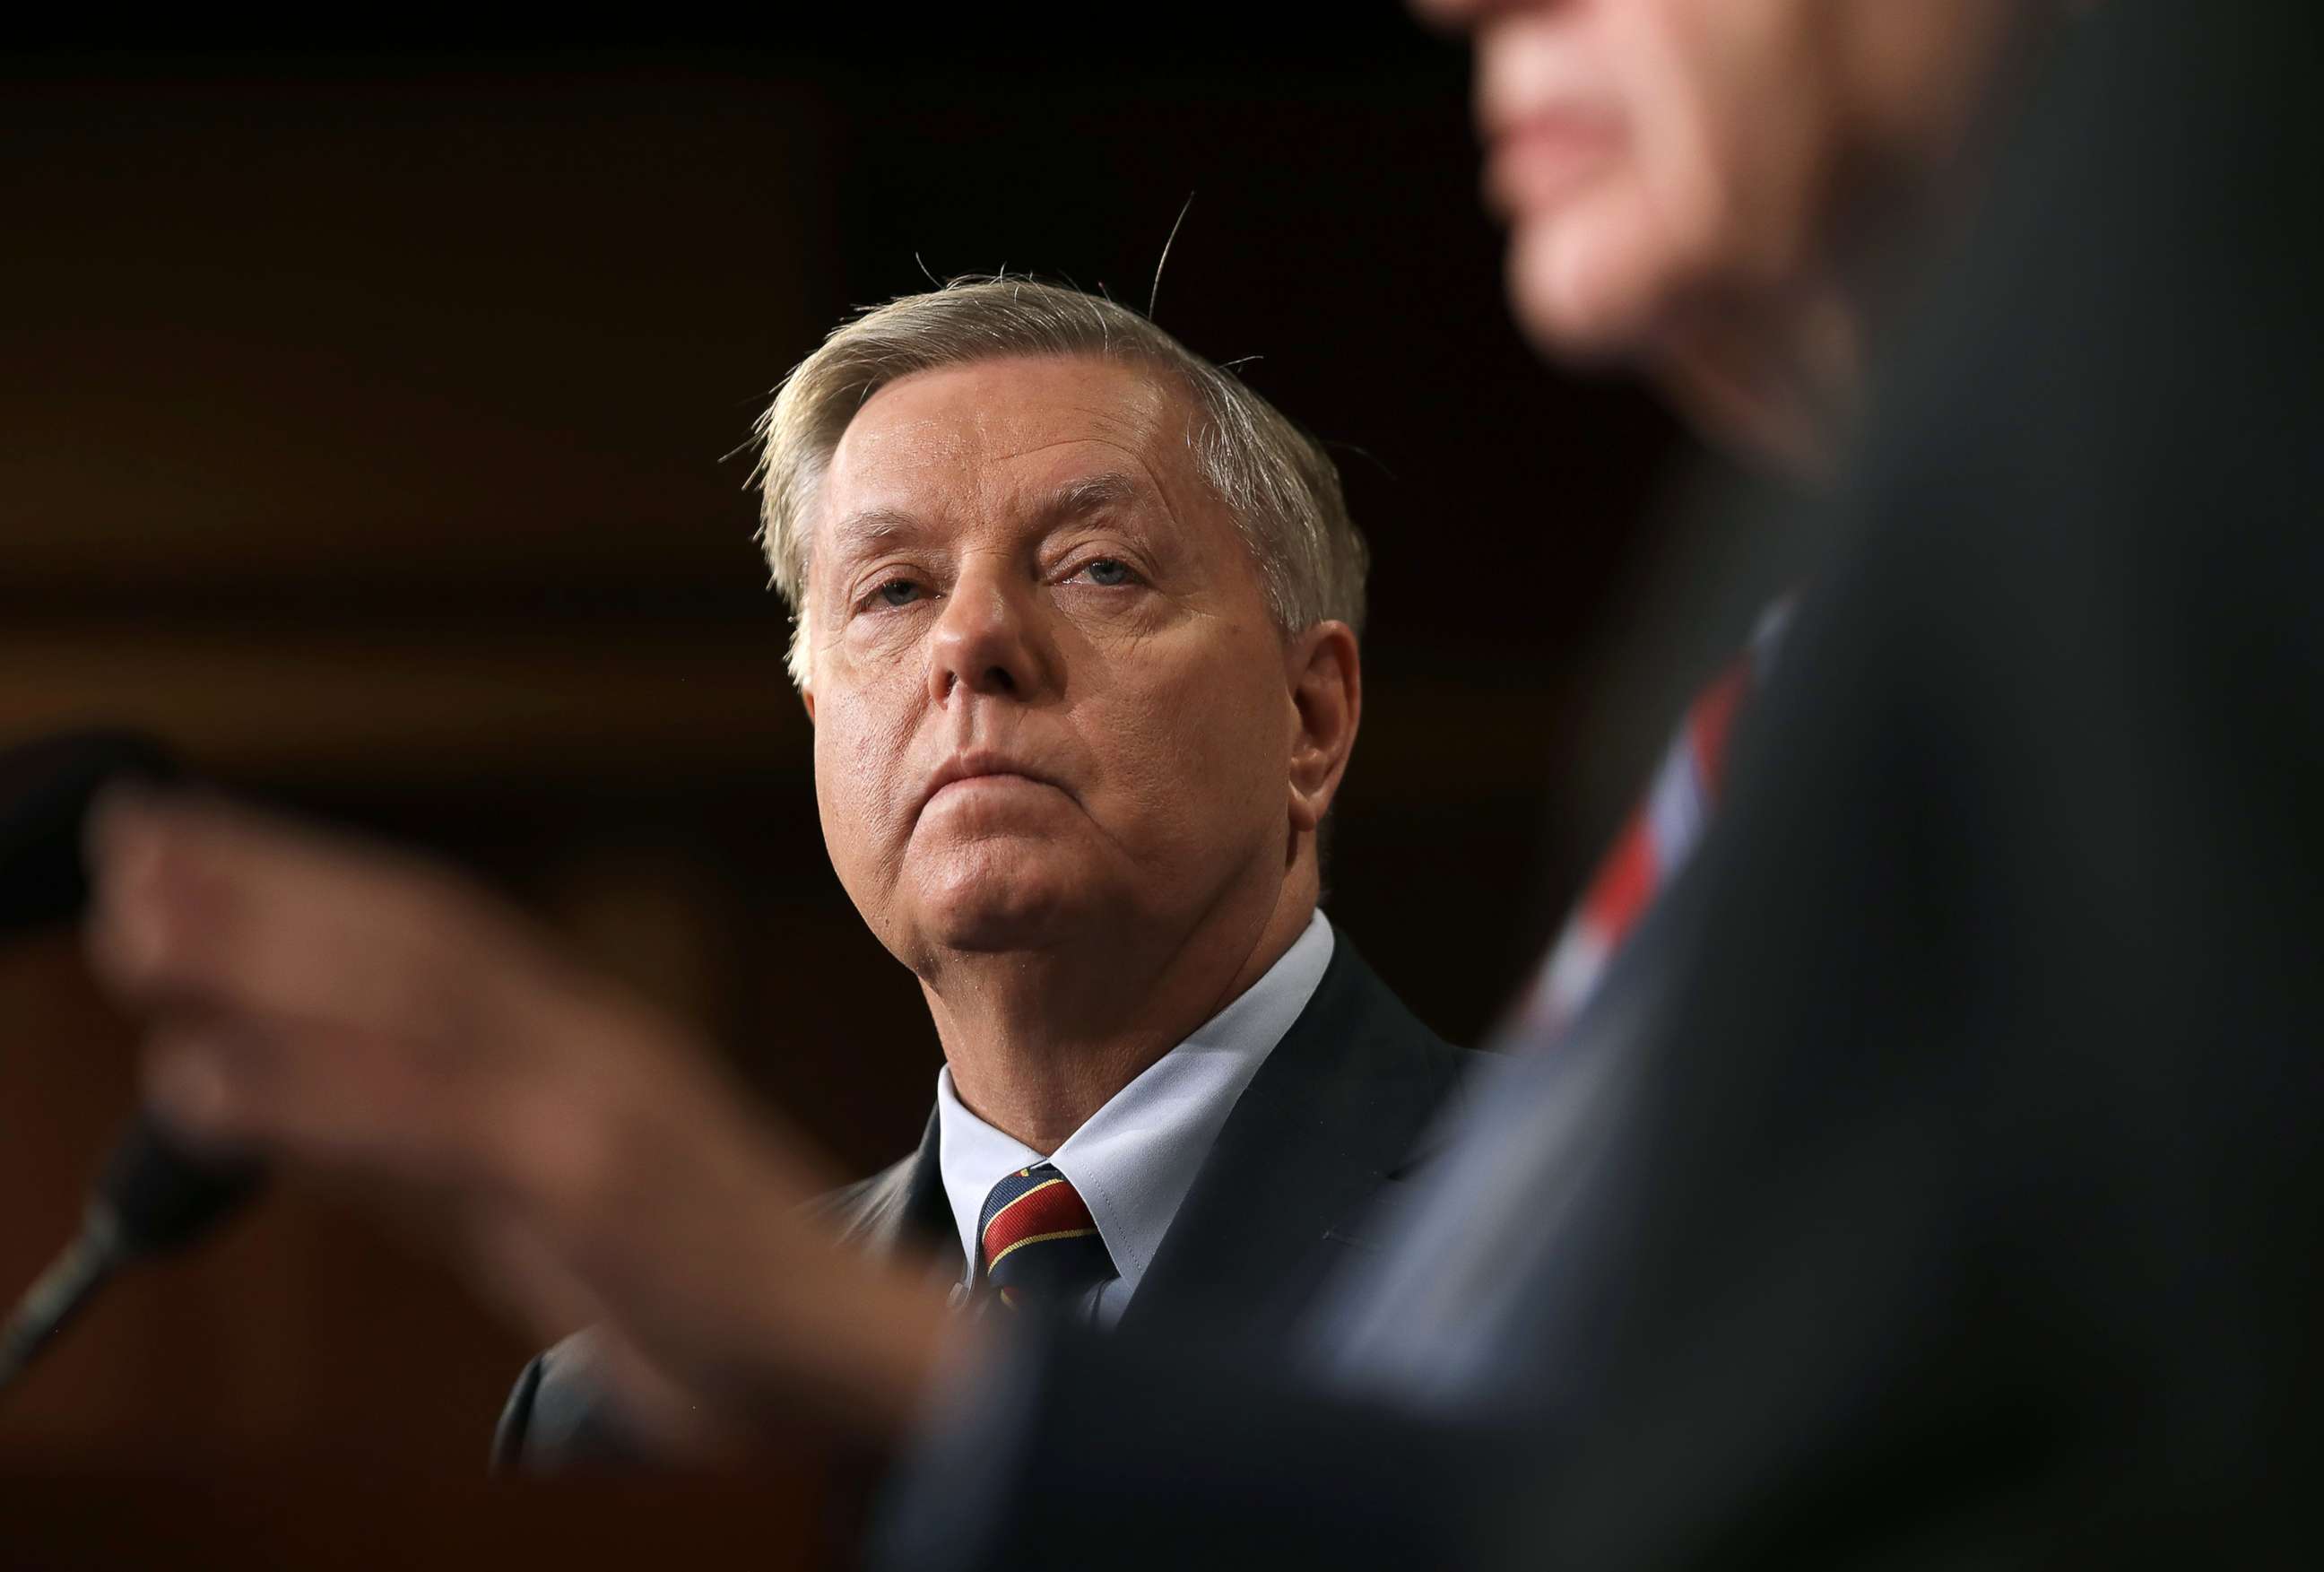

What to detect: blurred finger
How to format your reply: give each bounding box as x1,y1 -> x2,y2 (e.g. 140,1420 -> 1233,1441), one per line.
138,1016 -> 517,1192
87,786 -> 559,1060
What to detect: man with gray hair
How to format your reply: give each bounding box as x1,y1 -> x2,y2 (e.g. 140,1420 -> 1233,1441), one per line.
491,278 -> 1471,1467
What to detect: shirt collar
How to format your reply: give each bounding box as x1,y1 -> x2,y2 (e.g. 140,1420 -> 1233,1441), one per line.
935,909 -> 1336,1299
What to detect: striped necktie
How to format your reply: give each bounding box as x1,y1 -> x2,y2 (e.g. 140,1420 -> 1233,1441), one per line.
974,1164 -> 1117,1312
1509,601 -> 1792,1044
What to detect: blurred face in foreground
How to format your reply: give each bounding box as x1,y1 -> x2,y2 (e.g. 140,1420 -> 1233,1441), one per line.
1419,0 -> 2026,448
800,354 -> 1342,984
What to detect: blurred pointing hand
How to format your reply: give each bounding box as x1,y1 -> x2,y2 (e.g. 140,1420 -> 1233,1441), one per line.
81,786 -> 958,1452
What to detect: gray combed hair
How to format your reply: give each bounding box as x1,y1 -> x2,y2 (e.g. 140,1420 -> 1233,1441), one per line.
751,276 -> 1369,687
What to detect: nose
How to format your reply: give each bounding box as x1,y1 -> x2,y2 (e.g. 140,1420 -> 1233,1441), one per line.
927,564 -> 1050,705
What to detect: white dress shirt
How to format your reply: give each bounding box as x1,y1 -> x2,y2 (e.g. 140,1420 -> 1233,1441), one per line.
935,908 -> 1336,1327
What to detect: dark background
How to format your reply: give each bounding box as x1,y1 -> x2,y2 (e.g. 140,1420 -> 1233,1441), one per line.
0,4 -> 1724,1491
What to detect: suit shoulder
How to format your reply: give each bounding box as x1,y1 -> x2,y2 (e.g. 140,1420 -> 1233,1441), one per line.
493,1146 -> 930,1476
802,1152 -> 919,1243
491,1327 -> 651,1476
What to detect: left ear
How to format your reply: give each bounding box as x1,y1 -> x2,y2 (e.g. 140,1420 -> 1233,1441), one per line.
1287,620 -> 1362,835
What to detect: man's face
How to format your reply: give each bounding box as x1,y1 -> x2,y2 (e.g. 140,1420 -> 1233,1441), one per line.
802,354 -> 1304,970
1418,0 -> 2020,361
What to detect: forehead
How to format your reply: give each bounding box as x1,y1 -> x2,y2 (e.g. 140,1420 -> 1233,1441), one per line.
815,354 -> 1192,541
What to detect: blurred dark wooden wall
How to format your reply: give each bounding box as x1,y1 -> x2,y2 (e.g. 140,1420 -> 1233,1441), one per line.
0,4 -> 1696,1505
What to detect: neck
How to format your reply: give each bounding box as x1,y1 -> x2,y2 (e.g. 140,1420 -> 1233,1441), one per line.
924,866 -> 1318,1153
1654,282 -> 1861,478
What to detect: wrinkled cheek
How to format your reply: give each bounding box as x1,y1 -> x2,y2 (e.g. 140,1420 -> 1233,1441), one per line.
1114,685 -> 1282,871
811,699 -> 918,904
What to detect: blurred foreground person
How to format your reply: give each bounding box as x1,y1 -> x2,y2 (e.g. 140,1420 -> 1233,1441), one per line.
494,285 -> 1472,1470
81,0 -> 2321,1564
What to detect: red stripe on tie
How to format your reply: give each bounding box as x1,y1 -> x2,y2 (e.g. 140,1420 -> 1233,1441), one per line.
1582,807 -> 1657,946
981,1179 -> 1097,1269
1687,661 -> 1751,800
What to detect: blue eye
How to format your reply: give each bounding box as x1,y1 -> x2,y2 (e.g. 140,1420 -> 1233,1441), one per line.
1080,558 -> 1132,587
876,578 -> 923,607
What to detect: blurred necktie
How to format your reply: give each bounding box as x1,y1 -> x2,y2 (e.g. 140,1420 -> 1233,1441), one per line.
1510,601 -> 1792,1043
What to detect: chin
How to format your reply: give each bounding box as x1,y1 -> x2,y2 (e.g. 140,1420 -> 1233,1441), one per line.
1505,205 -> 1678,366
909,847 -> 1090,954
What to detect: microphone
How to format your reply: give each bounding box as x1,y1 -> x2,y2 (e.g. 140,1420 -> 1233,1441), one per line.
0,727 -> 180,934
0,729 -> 264,1394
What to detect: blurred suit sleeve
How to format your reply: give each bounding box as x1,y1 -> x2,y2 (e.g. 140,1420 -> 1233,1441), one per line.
874,0 -> 2324,1565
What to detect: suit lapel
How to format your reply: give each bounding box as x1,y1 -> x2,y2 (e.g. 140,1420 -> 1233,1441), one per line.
1120,936 -> 1471,1342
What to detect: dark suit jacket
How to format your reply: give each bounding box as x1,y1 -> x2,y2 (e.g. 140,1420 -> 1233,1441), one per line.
491,934 -> 1473,1472
880,3 -> 2324,1567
